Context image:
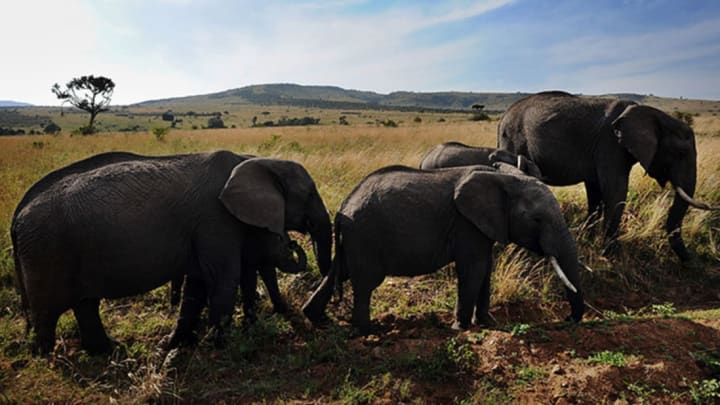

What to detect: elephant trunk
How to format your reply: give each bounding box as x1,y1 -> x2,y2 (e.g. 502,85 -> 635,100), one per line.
307,190 -> 332,277
542,226 -> 584,322
278,241 -> 308,274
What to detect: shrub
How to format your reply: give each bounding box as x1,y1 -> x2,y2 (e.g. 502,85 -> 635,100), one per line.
43,122 -> 61,134
151,127 -> 170,141
207,116 -> 225,129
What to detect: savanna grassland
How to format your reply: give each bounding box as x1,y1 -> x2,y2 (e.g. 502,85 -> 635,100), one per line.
1,113 -> 720,403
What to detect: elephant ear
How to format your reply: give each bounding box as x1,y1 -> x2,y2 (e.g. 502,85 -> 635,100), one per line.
219,159 -> 285,235
453,171 -> 509,244
612,104 -> 658,173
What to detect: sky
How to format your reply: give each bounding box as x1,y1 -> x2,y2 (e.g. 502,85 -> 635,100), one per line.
2,0 -> 720,105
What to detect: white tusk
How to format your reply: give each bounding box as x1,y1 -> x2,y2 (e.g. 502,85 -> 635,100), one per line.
675,187 -> 720,210
517,155 -> 522,169
549,256 -> 578,293
581,262 -> 594,273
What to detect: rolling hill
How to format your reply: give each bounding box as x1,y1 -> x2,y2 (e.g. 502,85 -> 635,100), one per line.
134,83 -> 720,114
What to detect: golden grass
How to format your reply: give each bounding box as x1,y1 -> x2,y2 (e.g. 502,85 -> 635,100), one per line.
1,115 -> 720,403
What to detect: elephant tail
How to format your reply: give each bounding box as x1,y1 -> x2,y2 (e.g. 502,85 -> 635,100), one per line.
10,225 -> 31,335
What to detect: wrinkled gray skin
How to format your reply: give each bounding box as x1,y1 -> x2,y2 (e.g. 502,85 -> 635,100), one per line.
303,165 -> 584,335
419,141 -> 542,178
12,151 -> 332,355
497,91 -> 706,261
169,233 -> 309,317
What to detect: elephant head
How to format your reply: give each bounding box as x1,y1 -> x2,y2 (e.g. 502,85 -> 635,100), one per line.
218,158 -> 332,276
612,105 -> 719,260
454,171 -> 584,321
489,149 -> 543,179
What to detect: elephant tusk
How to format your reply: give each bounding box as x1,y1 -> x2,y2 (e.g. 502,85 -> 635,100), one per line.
581,262 -> 594,273
675,187 -> 720,211
517,155 -> 522,169
549,256 -> 578,293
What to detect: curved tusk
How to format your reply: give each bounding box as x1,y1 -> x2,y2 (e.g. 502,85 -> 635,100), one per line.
581,262 -> 594,273
549,256 -> 578,293
517,155 -> 522,169
675,187 -> 720,210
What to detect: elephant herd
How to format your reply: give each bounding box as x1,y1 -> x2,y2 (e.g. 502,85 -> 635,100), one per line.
11,91 -> 717,355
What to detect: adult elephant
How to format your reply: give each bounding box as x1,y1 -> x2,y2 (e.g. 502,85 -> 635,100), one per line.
12,151 -> 332,355
303,165 -> 584,335
496,91 -> 718,261
419,141 -> 542,178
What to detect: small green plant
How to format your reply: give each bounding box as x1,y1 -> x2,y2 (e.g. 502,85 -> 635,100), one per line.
587,350 -> 628,367
510,323 -> 531,336
335,370 -> 375,405
691,347 -> 720,377
258,134 -> 282,152
445,337 -> 476,373
151,126 -> 170,141
626,382 -> 655,403
650,302 -> 676,317
516,365 -> 546,385
689,379 -> 720,404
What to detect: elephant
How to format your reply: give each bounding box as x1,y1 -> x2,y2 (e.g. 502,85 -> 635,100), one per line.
495,91 -> 718,260
168,231 -> 309,319
11,150 -> 332,355
303,165 -> 584,335
419,141 -> 542,178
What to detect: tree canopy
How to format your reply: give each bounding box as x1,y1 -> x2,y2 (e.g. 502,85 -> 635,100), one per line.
52,75 -> 115,134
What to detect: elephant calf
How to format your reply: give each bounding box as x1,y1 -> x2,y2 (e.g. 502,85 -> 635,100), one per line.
419,141 -> 542,178
170,232 -> 308,318
303,165 -> 584,335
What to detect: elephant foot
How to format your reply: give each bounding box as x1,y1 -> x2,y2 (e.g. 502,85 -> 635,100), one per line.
272,301 -> 289,314
82,336 -> 116,355
601,239 -> 622,257
472,314 -> 495,328
161,330 -> 198,350
211,329 -> 226,349
31,339 -> 56,357
451,320 -> 470,331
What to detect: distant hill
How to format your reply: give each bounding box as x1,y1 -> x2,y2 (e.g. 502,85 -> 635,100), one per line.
0,100 -> 32,107
136,83 -> 535,112
135,83 -> 719,114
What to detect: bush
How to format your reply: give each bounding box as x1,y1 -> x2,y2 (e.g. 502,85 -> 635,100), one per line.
207,116 -> 225,129
43,122 -> 62,134
151,127 -> 170,141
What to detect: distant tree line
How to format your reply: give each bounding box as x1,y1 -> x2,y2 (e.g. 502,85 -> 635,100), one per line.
253,116 -> 320,127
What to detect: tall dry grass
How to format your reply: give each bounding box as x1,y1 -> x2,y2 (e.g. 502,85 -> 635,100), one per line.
1,118 -> 719,311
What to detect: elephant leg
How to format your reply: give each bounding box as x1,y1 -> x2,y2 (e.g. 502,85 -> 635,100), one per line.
451,229 -> 492,330
350,273 -> 384,336
472,251 -> 494,327
584,178 -> 603,221
73,298 -> 113,354
240,267 -> 259,324
208,286 -> 237,348
259,266 -> 287,314
599,168 -> 630,253
166,276 -> 206,349
32,310 -> 61,355
169,276 -> 185,307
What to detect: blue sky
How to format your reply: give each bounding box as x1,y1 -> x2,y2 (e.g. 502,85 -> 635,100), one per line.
2,0 -> 720,105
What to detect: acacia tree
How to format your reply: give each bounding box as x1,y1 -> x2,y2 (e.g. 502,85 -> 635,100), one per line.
52,75 -> 115,134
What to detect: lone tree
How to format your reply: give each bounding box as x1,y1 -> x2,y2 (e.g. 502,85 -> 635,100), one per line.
52,75 -> 115,134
